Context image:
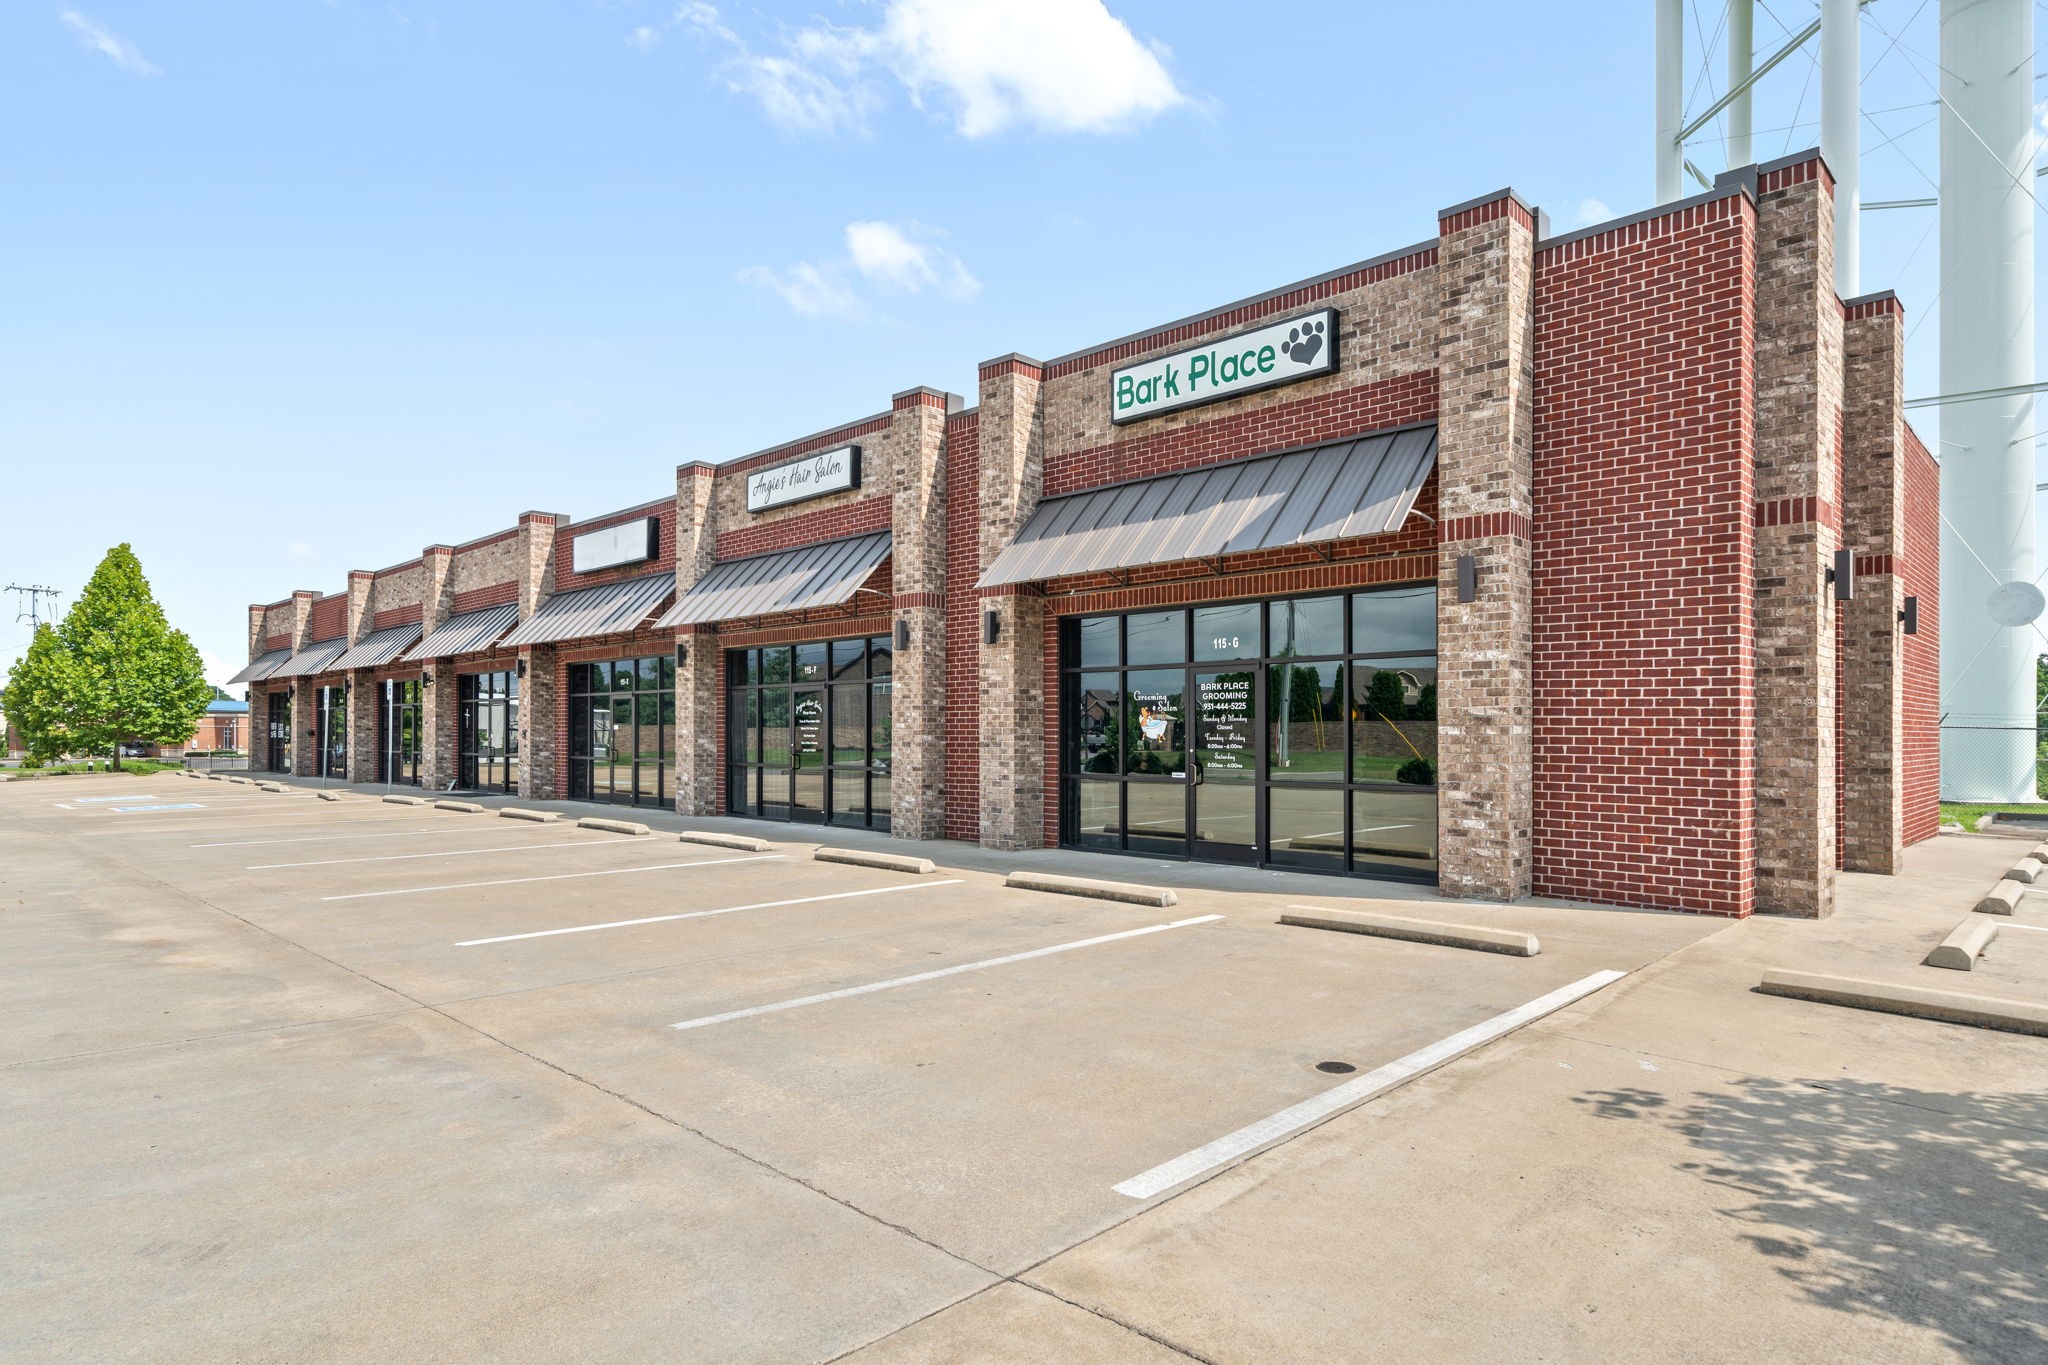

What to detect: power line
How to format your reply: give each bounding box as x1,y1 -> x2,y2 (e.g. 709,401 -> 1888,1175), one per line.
5,585 -> 62,628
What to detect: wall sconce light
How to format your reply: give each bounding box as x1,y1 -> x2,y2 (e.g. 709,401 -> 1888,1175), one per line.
1829,549 -> 1855,601
895,619 -> 911,650
421,669 -> 435,689
674,641 -> 689,669
983,608 -> 1001,646
516,657 -> 526,678
1455,554 -> 1478,604
1900,596 -> 1919,635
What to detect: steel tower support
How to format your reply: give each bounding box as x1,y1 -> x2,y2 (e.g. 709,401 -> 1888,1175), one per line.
1655,0 -> 1684,203
1822,0 -> 1861,294
1938,0 -> 2038,800
1727,0 -> 1753,167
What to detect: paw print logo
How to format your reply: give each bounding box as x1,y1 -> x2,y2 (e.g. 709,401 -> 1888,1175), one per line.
1282,317 -> 1325,365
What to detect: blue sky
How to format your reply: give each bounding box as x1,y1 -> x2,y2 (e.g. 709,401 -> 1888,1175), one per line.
1,1 -> 2040,685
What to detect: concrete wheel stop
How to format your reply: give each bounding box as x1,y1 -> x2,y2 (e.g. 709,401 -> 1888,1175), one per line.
1924,917 -> 2000,971
1976,882 -> 2024,915
434,800 -> 485,814
498,808 -> 560,823
1759,969 -> 2048,1036
1004,871 -> 1176,907
577,817 -> 650,836
816,847 -> 935,875
681,831 -> 776,853
382,795 -> 429,806
2002,856 -> 2043,884
1281,905 -> 1540,957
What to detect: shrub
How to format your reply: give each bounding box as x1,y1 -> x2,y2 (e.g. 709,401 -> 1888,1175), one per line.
1396,757 -> 1436,786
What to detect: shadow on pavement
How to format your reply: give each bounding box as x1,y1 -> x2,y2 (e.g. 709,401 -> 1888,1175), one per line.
1575,1077 -> 2048,1362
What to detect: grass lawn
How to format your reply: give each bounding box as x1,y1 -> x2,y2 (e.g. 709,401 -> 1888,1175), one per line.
15,759 -> 189,778
1939,801 -> 2048,830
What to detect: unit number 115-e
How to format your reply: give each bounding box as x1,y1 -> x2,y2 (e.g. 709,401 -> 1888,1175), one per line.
1209,637 -> 1239,651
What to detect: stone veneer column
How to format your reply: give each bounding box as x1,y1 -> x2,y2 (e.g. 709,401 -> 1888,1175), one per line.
975,356 -> 1047,851
1841,292 -> 1908,873
1753,162 -> 1843,916
244,604 -> 268,770
418,545 -> 460,791
1434,192 -> 1538,902
670,469 -> 720,815
343,570 -> 379,783
889,386 -> 955,840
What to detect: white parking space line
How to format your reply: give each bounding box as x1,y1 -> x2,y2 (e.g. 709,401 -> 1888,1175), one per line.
457,879 -> 968,946
194,823 -> 504,849
248,838 -> 633,870
320,854 -> 782,901
669,914 -> 1226,1032
95,813 -> 456,839
1110,969 -> 1629,1201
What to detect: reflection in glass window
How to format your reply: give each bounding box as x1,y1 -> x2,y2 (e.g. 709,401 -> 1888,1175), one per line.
1271,596 -> 1344,658
1123,670 -> 1185,777
1351,657 -> 1438,786
1352,585 -> 1437,654
1078,615 -> 1119,668
1076,674 -> 1122,774
1268,661 -> 1343,780
1125,611 -> 1185,666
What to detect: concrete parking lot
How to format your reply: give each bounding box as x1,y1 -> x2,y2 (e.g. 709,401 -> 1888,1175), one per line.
3,774 -> 2043,1362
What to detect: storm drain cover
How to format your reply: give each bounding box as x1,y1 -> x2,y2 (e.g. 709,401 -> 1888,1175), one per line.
1315,1061 -> 1357,1074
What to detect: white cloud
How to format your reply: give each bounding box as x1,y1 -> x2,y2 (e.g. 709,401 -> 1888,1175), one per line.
627,25 -> 662,52
678,0 -> 1185,138
845,220 -> 979,299
738,261 -> 866,319
199,649 -> 237,691
1573,197 -> 1615,227
59,9 -> 159,75
742,219 -> 979,317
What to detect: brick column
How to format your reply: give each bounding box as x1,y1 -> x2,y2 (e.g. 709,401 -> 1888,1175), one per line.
1434,191 -> 1537,902
889,386 -> 955,840
515,512 -> 560,619
284,590 -> 315,777
518,646 -> 557,800
1841,292 -> 1909,872
244,604 -> 267,768
344,571 -> 378,782
671,467 -> 720,815
419,546 -> 458,791
975,356 -> 1047,851
1752,158 -> 1843,916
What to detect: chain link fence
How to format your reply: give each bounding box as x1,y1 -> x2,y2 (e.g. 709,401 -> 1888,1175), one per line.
1938,711 -> 2046,804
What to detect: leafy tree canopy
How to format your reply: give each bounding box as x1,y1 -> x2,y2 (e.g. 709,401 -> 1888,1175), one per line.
2,545 -> 210,768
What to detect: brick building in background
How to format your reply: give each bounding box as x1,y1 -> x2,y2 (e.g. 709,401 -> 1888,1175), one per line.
231,150 -> 1938,918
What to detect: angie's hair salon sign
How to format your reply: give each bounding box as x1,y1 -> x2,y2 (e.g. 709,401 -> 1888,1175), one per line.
747,445 -> 861,513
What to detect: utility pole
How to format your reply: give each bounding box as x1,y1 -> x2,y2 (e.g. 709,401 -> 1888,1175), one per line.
6,584 -> 62,628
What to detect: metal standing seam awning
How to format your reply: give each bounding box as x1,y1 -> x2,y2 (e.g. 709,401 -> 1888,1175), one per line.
498,572 -> 675,648
265,638 -> 351,681
329,622 -> 424,671
226,648 -> 292,686
977,426 -> 1438,590
658,532 -> 892,628
403,603 -> 520,662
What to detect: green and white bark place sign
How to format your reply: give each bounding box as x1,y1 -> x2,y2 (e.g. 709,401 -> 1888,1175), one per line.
1110,308 -> 1338,424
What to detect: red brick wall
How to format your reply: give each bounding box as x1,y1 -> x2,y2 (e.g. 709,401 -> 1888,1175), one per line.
263,633 -> 292,653
551,501 -> 674,594
1902,424 -> 1941,844
714,496 -> 892,561
372,602 -> 424,630
944,413 -> 982,842
451,581 -> 517,615
308,595 -> 346,643
1531,191 -> 1759,917
1044,370 -> 1438,497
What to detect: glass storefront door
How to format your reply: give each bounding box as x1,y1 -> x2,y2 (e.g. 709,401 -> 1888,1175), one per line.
1060,587 -> 1439,883
382,679 -> 422,786
458,671 -> 518,793
316,685 -> 347,779
567,655 -> 674,807
726,635 -> 893,830
266,692 -> 290,772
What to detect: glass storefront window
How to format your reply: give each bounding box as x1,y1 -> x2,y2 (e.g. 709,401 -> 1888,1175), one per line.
1125,611 -> 1186,666
565,654 -> 671,808
1062,588 -> 1438,883
1193,603 -> 1260,660
726,632 -> 892,831
1271,595 -> 1344,658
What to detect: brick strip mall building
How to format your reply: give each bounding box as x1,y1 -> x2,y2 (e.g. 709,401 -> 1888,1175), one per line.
232,151 -> 1939,919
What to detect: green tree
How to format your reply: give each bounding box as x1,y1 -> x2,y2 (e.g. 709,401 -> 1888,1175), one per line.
42,546 -> 210,769
1367,668 -> 1408,720
1,624 -> 75,764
